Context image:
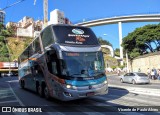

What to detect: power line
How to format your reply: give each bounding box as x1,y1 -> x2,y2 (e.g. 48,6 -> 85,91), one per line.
2,0 -> 26,10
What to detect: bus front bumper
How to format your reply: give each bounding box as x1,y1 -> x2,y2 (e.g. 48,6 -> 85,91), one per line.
54,84 -> 108,101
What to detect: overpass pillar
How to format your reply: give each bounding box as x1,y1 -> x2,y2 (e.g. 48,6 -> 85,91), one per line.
118,22 -> 123,65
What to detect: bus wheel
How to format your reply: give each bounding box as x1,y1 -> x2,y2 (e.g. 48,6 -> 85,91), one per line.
132,80 -> 136,85
38,85 -> 44,97
44,86 -> 50,100
20,81 -> 25,89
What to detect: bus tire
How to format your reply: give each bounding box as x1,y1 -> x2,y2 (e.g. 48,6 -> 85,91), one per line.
44,86 -> 50,100
20,81 -> 25,89
36,82 -> 39,94
38,85 -> 44,97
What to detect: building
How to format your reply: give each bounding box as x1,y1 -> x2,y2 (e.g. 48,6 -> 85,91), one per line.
0,10 -> 5,25
48,9 -> 72,25
48,9 -> 65,25
6,9 -> 72,38
6,16 -> 43,38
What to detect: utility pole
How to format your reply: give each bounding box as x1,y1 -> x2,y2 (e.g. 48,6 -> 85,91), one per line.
43,0 -> 48,27
34,0 -> 48,27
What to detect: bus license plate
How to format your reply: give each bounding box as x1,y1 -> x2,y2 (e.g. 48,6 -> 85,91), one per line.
86,92 -> 94,96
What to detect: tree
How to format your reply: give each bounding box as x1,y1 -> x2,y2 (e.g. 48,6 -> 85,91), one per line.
114,48 -> 120,57
0,36 -> 9,61
0,23 -> 14,37
0,23 -> 5,35
98,37 -> 112,46
122,23 -> 160,58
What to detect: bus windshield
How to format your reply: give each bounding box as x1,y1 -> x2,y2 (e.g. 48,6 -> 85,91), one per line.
62,51 -> 105,78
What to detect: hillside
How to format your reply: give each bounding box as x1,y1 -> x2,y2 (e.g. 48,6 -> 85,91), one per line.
7,37 -> 33,61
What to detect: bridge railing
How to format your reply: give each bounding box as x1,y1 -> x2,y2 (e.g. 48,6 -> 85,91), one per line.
74,12 -> 160,24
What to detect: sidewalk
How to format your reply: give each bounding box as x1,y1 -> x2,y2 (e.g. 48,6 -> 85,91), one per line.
109,84 -> 160,96
150,79 -> 160,83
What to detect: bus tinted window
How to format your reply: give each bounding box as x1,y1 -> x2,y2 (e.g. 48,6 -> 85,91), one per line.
34,37 -> 41,53
52,25 -> 99,46
41,26 -> 54,49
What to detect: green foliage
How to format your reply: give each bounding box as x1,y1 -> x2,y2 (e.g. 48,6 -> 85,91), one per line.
111,65 -> 116,70
0,23 -> 15,37
98,37 -> 112,46
114,48 -> 120,57
7,37 -> 33,61
118,65 -> 125,69
0,35 -> 33,62
122,23 -> 160,58
23,37 -> 33,48
0,36 -> 9,61
7,25 -> 16,37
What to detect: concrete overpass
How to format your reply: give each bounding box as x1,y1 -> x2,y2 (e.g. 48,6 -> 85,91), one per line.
76,14 -> 160,65
76,14 -> 160,27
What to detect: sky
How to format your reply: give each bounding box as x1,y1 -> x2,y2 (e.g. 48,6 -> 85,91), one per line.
0,0 -> 160,49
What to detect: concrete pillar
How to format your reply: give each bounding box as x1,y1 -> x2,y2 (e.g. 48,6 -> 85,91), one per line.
118,22 -> 123,65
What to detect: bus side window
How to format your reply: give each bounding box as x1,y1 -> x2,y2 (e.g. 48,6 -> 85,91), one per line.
51,62 -> 58,75
34,37 -> 41,53
41,26 -> 54,50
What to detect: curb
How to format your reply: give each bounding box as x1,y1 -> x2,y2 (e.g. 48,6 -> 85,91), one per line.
108,84 -> 160,96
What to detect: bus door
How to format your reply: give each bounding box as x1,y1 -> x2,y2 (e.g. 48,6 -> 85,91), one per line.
46,50 -> 61,95
31,61 -> 44,92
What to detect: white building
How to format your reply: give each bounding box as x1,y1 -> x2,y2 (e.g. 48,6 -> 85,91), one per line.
48,9 -> 65,25
6,16 -> 43,38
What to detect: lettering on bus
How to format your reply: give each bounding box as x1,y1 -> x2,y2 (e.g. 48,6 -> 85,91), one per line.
53,26 -> 99,46
66,53 -> 80,56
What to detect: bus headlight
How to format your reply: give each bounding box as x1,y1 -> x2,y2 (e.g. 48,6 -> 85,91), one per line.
66,84 -> 72,89
104,80 -> 108,84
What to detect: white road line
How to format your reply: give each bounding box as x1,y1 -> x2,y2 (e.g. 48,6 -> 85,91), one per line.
0,100 -> 19,104
8,83 -> 25,106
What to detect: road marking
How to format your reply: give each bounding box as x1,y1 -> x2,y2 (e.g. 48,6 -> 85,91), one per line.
0,100 -> 19,104
8,83 -> 29,115
88,97 -> 144,115
8,83 -> 25,106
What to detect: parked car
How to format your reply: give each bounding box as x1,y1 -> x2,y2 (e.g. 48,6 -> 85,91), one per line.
119,72 -> 150,84
6,72 -> 13,76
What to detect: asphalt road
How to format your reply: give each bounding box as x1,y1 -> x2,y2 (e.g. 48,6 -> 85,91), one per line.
0,76 -> 160,115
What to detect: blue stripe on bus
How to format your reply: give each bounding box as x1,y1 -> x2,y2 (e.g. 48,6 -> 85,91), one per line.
65,76 -> 106,86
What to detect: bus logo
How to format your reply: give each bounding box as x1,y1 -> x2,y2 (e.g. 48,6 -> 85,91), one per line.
72,29 -> 84,35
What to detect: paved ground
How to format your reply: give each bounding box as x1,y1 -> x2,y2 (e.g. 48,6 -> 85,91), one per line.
0,76 -> 160,114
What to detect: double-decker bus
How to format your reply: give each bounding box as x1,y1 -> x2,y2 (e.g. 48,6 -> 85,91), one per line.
18,24 -> 108,101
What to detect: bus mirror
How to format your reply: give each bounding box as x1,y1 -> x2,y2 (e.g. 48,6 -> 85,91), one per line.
94,61 -> 101,70
61,60 -> 66,69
